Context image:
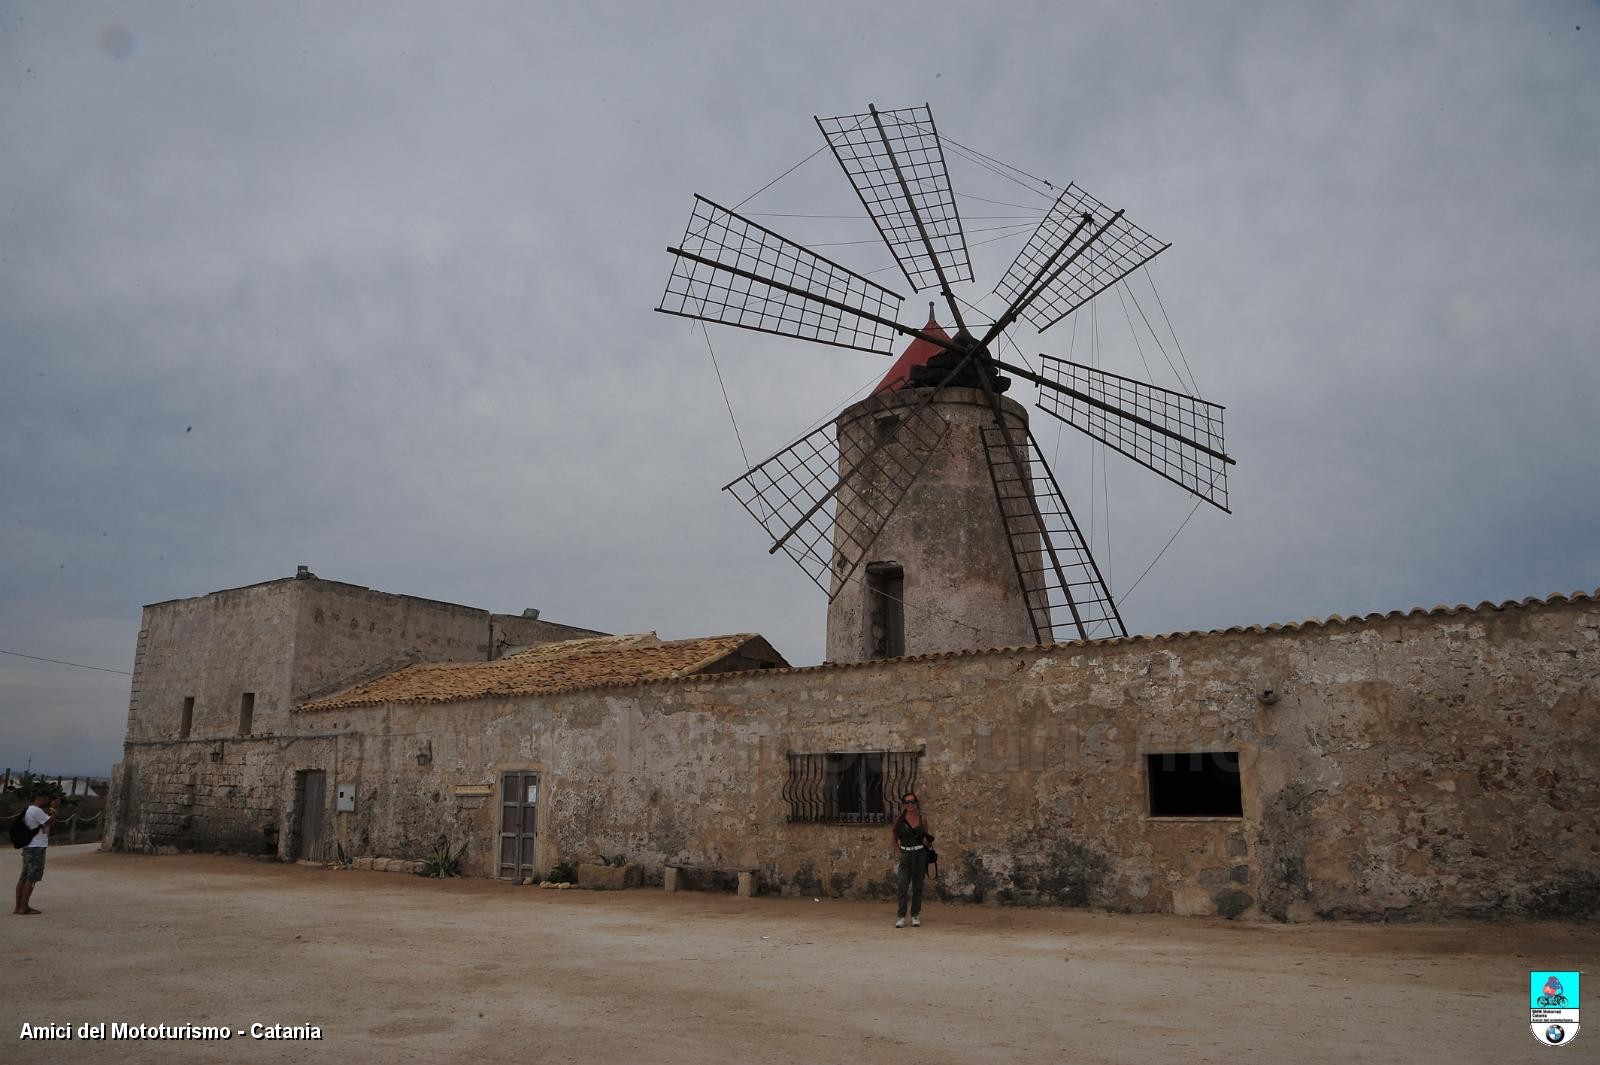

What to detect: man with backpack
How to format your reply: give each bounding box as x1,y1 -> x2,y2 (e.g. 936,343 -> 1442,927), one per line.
12,788 -> 56,915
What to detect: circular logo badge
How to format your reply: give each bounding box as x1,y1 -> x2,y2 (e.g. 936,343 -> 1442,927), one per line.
1546,1025 -> 1567,1044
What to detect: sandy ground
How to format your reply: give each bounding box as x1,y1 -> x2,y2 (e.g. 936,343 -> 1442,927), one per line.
3,846 -> 1594,1063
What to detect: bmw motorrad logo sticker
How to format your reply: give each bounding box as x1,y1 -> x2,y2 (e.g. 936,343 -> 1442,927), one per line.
1531,971 -> 1580,1047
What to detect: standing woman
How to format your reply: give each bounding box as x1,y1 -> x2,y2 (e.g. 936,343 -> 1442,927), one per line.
891,792 -> 933,928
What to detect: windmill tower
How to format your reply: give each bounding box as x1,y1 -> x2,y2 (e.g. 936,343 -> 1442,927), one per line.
824,316 -> 1037,661
659,104 -> 1234,659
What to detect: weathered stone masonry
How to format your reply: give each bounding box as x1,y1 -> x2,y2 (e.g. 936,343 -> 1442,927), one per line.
109,583 -> 1600,920
107,573 -> 601,856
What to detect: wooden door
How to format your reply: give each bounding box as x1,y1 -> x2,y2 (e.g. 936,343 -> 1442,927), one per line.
297,770 -> 327,861
498,771 -> 540,881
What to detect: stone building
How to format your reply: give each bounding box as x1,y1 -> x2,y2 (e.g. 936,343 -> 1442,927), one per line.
105,565 -> 1600,920
109,568 -> 604,855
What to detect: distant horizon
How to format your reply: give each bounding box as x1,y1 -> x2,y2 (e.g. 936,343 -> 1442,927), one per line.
2,762 -> 112,782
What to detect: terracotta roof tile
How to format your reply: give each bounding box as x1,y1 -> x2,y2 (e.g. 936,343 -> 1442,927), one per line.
502,632 -> 664,659
298,633 -> 780,711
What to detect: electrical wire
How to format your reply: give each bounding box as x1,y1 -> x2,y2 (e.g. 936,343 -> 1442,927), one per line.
0,649 -> 132,676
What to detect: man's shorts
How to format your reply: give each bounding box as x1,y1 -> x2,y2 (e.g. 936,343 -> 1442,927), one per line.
20,846 -> 46,882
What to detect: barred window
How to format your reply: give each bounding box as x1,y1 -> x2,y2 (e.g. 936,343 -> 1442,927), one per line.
784,750 -> 920,824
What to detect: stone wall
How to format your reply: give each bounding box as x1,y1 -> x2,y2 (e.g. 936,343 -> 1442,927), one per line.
110,573 -> 603,858
108,737 -> 294,855
126,580 -> 299,743
111,591 -> 1600,919
271,593 -> 1599,919
291,580 -> 496,702
826,387 -> 1036,663
489,613 -> 608,658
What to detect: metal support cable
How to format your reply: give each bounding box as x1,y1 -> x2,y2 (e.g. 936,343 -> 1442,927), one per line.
1140,264 -> 1201,395
732,145 -> 827,211
1117,497 -> 1204,607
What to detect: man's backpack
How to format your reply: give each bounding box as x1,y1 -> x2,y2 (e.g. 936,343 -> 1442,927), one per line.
8,810 -> 35,849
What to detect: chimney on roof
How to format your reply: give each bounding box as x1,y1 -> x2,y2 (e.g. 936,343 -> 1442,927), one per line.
294,565 -> 316,580
522,608 -> 541,620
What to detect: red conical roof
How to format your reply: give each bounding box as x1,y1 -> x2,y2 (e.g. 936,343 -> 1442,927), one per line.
871,317 -> 950,394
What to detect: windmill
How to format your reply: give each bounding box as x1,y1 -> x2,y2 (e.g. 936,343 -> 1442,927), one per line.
658,104 -> 1233,658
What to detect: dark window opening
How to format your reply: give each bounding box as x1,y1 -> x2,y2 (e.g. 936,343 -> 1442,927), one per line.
239,692 -> 255,736
866,561 -> 905,658
1147,751 -> 1242,817
180,697 -> 194,739
830,752 -> 884,820
785,750 -> 920,824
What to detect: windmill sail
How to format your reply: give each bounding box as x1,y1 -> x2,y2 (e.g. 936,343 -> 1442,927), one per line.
816,104 -> 973,294
663,106 -> 1234,654
1034,355 -> 1232,512
980,423 -> 1127,643
660,195 -> 905,355
994,183 -> 1168,333
724,391 -> 953,598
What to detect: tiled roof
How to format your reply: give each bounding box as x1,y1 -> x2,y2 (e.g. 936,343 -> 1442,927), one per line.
501,632 -> 665,659
873,316 -> 951,394
297,633 -> 781,711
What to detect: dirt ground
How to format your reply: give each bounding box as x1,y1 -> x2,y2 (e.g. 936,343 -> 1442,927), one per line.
3,846 -> 1594,1063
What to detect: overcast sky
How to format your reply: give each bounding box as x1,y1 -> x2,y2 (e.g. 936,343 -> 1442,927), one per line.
3,2 -> 1596,776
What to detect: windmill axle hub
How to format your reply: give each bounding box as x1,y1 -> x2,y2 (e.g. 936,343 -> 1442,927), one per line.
908,332 -> 1011,393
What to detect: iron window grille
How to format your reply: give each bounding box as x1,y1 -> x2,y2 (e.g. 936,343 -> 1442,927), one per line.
784,750 -> 920,824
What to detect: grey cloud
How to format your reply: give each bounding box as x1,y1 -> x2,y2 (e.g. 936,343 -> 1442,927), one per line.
3,1 -> 1595,775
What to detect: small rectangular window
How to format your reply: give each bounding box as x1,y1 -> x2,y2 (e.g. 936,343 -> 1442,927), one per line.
785,750 -> 919,824
239,692 -> 255,736
1147,751 -> 1243,817
865,562 -> 905,658
180,697 -> 194,739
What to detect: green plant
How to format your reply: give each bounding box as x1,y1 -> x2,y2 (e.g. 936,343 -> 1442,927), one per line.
546,859 -> 578,884
332,841 -> 353,869
4,773 -> 74,807
420,836 -> 469,878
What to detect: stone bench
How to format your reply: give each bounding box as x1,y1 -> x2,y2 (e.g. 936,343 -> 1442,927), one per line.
352,856 -> 425,874
663,864 -> 758,897
576,862 -> 643,890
